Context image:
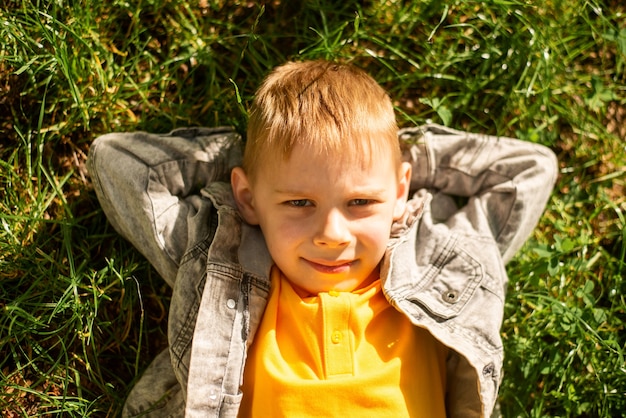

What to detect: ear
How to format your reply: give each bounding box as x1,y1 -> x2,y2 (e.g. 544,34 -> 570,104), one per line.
231,167 -> 260,225
393,162 -> 412,220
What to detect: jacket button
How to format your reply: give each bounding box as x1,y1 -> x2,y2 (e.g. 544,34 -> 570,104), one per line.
442,290 -> 459,303
226,298 -> 236,309
483,363 -> 495,377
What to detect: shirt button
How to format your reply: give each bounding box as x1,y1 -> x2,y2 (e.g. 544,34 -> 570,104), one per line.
226,298 -> 236,309
329,290 -> 340,297
331,331 -> 343,344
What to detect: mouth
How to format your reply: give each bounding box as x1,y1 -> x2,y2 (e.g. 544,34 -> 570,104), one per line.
304,259 -> 354,274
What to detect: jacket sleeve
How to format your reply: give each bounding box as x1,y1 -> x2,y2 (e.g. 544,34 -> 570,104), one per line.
87,127 -> 243,286
401,124 -> 558,263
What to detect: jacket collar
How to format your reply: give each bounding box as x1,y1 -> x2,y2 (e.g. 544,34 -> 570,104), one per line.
202,181 -> 273,280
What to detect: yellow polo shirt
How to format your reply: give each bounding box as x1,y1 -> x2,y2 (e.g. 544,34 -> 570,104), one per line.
239,267 -> 448,417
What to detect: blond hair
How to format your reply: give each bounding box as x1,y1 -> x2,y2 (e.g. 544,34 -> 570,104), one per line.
243,60 -> 400,181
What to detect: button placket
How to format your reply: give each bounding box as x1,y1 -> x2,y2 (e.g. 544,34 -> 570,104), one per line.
321,291 -> 353,377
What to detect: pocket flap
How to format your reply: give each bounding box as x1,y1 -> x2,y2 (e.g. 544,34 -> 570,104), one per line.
411,239 -> 483,320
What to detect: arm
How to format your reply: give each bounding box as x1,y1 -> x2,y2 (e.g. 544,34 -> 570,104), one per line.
401,124 -> 558,263
88,127 -> 242,286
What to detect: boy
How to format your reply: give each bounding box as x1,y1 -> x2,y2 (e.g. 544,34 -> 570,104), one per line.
88,60 -> 557,417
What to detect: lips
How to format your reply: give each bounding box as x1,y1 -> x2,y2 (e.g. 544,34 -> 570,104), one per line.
304,259 -> 354,274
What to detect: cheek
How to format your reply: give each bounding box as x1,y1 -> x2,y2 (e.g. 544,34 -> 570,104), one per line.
260,217 -> 307,253
355,217 -> 394,248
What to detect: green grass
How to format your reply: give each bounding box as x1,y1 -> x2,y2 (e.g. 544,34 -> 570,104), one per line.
1,0 -> 624,416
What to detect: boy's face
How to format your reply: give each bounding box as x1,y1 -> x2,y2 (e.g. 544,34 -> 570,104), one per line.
232,145 -> 411,296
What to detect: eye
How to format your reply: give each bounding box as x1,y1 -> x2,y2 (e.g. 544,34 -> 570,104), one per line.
350,199 -> 373,206
288,199 -> 312,207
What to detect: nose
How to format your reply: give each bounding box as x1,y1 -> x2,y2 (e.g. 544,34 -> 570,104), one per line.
313,208 -> 351,248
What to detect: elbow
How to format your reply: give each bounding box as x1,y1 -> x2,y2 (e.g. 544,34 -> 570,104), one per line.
87,133 -> 119,181
521,142 -> 559,202
535,144 -> 559,189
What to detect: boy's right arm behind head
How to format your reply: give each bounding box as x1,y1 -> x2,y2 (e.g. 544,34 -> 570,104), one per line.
88,127 -> 242,286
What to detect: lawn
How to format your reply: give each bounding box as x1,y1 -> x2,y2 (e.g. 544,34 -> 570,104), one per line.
1,0 -> 624,416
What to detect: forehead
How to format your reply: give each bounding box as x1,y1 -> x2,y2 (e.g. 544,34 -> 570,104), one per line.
256,143 -> 398,188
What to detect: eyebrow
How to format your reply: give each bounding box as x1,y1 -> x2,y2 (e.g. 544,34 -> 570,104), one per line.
272,188 -> 304,195
273,187 -> 389,196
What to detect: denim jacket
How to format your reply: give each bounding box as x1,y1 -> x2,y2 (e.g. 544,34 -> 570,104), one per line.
88,124 -> 557,418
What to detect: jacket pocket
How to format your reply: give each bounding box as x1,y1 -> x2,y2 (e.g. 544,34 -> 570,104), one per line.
411,235 -> 483,320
